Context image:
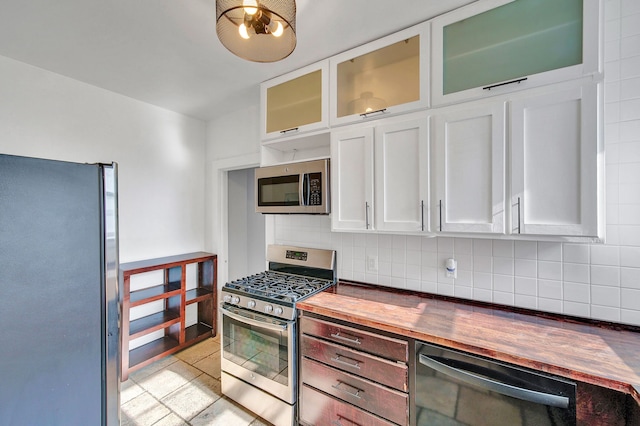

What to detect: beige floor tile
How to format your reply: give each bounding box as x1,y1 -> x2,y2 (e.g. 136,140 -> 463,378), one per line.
152,412 -> 190,426
121,392 -> 170,426
193,350 -> 221,379
129,355 -> 180,382
121,379 -> 146,405
190,397 -> 256,426
138,360 -> 204,400
175,338 -> 220,365
160,373 -> 222,421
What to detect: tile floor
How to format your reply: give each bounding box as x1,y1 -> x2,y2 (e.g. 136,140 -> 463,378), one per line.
120,334 -> 271,426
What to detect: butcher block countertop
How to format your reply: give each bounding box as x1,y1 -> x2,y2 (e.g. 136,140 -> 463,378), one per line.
297,281 -> 640,405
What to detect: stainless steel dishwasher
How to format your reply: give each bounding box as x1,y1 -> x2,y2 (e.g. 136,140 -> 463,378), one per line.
416,342 -> 576,426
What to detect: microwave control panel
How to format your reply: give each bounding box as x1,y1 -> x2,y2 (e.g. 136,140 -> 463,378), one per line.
308,172 -> 322,206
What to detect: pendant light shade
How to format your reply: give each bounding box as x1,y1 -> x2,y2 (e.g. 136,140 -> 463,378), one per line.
216,0 -> 296,63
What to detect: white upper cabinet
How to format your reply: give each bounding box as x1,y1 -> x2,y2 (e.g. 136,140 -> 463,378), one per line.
510,82 -> 602,238
375,115 -> 430,233
261,60 -> 329,141
433,101 -> 506,234
431,0 -> 601,106
331,127 -> 375,231
331,113 -> 430,233
329,22 -> 430,127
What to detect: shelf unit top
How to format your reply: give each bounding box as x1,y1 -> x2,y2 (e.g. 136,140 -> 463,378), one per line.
120,251 -> 216,275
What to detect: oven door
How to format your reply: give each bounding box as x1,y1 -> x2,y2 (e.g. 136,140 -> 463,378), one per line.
221,305 -> 296,404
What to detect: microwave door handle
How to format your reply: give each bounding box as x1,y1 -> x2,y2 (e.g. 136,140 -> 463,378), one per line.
301,174 -> 309,206
418,354 -> 569,409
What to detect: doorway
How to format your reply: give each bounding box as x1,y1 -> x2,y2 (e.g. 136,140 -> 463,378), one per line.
227,168 -> 265,280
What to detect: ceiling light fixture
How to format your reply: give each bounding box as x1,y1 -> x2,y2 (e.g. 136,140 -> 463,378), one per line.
216,0 -> 296,63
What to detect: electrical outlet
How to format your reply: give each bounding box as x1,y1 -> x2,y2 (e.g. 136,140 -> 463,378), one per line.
366,255 -> 378,272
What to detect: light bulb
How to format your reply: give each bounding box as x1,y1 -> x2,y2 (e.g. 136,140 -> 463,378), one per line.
270,21 -> 283,37
239,23 -> 250,39
242,0 -> 258,15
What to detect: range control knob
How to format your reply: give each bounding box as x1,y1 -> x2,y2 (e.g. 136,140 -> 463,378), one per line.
223,295 -> 232,303
274,306 -> 283,315
231,296 -> 240,305
247,300 -> 256,308
264,305 -> 273,313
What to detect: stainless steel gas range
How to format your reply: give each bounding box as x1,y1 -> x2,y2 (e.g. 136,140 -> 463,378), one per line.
220,245 -> 336,426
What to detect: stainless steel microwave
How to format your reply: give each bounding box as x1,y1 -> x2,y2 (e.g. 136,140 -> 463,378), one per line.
255,159 -> 330,214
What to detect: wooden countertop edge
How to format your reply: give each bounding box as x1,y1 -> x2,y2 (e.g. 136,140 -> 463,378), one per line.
297,300 -> 640,406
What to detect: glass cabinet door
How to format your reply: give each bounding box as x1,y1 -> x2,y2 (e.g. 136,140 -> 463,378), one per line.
330,22 -> 429,126
432,0 -> 600,106
261,60 -> 329,140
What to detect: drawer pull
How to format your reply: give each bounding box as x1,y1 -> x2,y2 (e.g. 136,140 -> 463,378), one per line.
331,354 -> 361,370
332,380 -> 363,399
330,331 -> 362,345
332,415 -> 362,426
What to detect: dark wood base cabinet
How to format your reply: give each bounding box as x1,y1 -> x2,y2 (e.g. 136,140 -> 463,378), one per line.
120,252 -> 217,381
299,313 -> 409,425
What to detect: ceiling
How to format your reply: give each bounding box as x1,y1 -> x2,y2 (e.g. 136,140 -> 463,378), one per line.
0,0 -> 474,121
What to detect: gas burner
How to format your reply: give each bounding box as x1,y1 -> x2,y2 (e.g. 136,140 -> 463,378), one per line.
227,271 -> 332,302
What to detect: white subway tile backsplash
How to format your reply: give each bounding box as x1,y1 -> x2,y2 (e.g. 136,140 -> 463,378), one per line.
474,255 -> 493,273
563,244 -> 590,264
621,309 -> 640,326
621,267 -> 640,289
515,259 -> 537,278
515,294 -> 537,310
515,241 -> 537,260
538,298 -> 563,315
564,301 -> 590,318
563,263 -> 590,284
538,242 -> 562,261
564,282 -> 591,303
539,280 -> 562,300
438,237 -> 454,252
590,245 -> 621,266
421,266 -> 437,282
591,305 -> 621,322
605,0 -> 620,21
515,277 -> 537,296
493,291 -> 514,306
421,236 -> 437,252
621,12 -> 640,37
473,288 -> 492,303
538,261 -> 562,280
454,238 -> 473,255
474,272 -> 492,290
492,240 -> 514,258
454,285 -> 473,300
407,236 -> 421,251
621,288 -> 640,309
620,119 -> 640,141
591,265 -> 621,286
622,0 -> 640,15
493,275 -> 514,293
406,249 -> 421,265
592,285 -> 621,307
420,280 -> 437,294
494,257 -> 514,276
473,239 -> 492,256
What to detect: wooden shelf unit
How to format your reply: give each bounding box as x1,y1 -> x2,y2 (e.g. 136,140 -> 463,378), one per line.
120,252 -> 217,380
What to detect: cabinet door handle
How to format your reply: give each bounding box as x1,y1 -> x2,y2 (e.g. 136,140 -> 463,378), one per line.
483,77 -> 528,91
330,331 -> 362,345
331,354 -> 361,370
439,199 -> 443,232
332,380 -> 363,399
365,202 -> 370,229
359,108 -> 387,118
421,200 -> 425,231
513,197 -> 521,234
279,127 -> 299,134
332,415 -> 363,426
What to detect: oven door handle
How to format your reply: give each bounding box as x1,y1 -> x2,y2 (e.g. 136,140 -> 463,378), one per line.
221,307 -> 289,332
418,354 -> 569,409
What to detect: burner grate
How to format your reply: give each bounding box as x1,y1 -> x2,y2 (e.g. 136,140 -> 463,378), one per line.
227,271 -> 332,302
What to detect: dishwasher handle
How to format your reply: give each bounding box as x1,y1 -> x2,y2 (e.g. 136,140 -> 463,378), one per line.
418,353 -> 569,409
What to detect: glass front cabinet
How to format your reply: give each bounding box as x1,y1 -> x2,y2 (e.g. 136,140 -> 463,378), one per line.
330,22 -> 430,126
260,60 -> 329,141
431,0 -> 601,106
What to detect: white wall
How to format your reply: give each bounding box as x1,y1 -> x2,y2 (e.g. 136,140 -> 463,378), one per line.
270,0 -> 640,327
0,55 -> 207,262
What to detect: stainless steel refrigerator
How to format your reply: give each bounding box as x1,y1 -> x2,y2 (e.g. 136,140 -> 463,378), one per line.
0,154 -> 120,425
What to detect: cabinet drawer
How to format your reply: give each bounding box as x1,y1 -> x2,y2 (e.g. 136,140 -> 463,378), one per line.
301,334 -> 408,392
300,316 -> 408,362
302,357 -> 408,425
300,384 -> 396,426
